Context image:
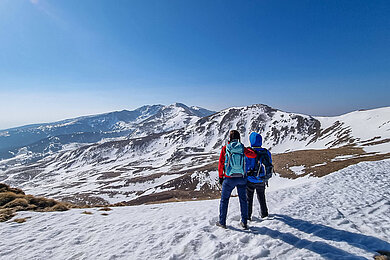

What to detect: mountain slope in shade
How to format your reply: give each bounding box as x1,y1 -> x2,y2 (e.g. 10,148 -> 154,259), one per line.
1,104 -> 389,205
1,159 -> 389,259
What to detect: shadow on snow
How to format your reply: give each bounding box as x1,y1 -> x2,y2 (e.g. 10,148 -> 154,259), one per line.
274,214 -> 390,253
236,214 -> 390,259
247,226 -> 364,259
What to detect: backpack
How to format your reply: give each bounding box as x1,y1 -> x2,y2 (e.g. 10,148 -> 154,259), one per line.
224,141 -> 245,177
247,148 -> 274,181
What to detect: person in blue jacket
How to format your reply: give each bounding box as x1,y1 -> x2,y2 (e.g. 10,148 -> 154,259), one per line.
245,132 -> 273,220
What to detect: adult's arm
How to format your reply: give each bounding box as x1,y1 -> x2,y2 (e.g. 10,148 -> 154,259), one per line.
244,147 -> 257,158
218,146 -> 226,178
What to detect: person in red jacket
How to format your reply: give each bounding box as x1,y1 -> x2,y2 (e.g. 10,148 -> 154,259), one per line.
216,130 -> 257,229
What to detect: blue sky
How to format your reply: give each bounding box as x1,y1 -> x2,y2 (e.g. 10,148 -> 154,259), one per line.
0,0 -> 389,129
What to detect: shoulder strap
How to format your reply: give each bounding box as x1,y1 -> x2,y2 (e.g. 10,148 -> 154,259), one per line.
255,148 -> 272,167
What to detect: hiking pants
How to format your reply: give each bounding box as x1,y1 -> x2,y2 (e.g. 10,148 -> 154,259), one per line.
219,177 -> 248,226
247,181 -> 268,218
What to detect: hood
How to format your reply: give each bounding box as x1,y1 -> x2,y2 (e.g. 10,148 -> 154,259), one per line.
249,132 -> 262,147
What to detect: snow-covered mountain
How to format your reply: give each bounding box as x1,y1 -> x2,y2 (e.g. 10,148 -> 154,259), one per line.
1,104 -> 389,206
0,103 -> 215,163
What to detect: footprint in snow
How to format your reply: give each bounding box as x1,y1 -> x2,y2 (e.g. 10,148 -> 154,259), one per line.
181,217 -> 190,224
208,217 -> 218,226
209,234 -> 217,240
254,248 -> 270,258
239,235 -> 250,243
338,219 -> 350,225
331,213 -> 343,220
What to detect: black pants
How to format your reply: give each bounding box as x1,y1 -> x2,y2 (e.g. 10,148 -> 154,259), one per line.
246,181 -> 268,218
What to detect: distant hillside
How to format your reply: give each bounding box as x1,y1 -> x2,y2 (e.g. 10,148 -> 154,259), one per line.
0,103 -> 215,163
1,104 -> 389,206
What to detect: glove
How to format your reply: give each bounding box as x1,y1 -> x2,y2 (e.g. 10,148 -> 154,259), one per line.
219,178 -> 224,185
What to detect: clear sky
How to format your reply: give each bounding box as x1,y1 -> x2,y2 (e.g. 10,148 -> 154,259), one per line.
0,0 -> 389,130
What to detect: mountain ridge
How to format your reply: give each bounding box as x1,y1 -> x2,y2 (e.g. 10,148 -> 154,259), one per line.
1,103 -> 389,206
0,103 -> 216,161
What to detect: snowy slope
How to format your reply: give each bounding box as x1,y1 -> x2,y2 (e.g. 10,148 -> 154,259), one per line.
311,107 -> 390,153
2,159 -> 390,259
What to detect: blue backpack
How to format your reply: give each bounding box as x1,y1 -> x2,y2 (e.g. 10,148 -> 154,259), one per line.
225,140 -> 245,177
246,148 -> 273,183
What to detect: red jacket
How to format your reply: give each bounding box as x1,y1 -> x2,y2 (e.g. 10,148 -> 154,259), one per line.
218,145 -> 257,178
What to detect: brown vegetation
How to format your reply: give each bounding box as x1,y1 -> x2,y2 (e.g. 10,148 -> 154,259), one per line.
0,183 -> 25,194
0,209 -> 16,222
4,198 -> 29,208
375,250 -> 390,260
98,207 -> 112,211
273,146 -> 390,178
0,183 -> 76,222
121,146 -> 390,206
13,217 -> 29,223
0,192 -> 23,206
50,203 -> 70,212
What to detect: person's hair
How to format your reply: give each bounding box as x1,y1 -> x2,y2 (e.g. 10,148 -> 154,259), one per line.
229,130 -> 240,142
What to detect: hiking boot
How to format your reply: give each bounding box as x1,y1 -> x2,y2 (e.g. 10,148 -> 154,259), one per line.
261,213 -> 269,218
248,217 -> 252,222
216,221 -> 227,229
240,221 -> 248,230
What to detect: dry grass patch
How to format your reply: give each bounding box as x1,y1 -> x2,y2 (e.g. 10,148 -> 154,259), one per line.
0,192 -> 24,207
13,218 -> 28,223
101,213 -> 109,216
0,182 -> 75,222
0,183 -> 24,195
375,250 -> 390,260
0,209 -> 16,222
26,196 -> 57,208
0,183 -> 129,222
3,198 -> 29,208
98,207 -> 112,211
374,256 -> 388,260
49,203 -> 70,212
273,146 -> 390,178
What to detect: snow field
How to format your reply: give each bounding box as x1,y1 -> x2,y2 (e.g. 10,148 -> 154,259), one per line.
1,159 -> 390,259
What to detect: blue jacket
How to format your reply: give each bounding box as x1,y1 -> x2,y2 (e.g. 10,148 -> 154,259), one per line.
245,132 -> 272,183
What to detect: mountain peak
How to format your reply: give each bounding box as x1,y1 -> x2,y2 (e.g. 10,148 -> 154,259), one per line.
171,102 -> 189,108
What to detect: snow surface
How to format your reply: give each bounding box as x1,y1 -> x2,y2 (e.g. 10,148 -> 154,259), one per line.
289,165 -> 305,175
2,159 -> 390,259
313,107 -> 390,154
